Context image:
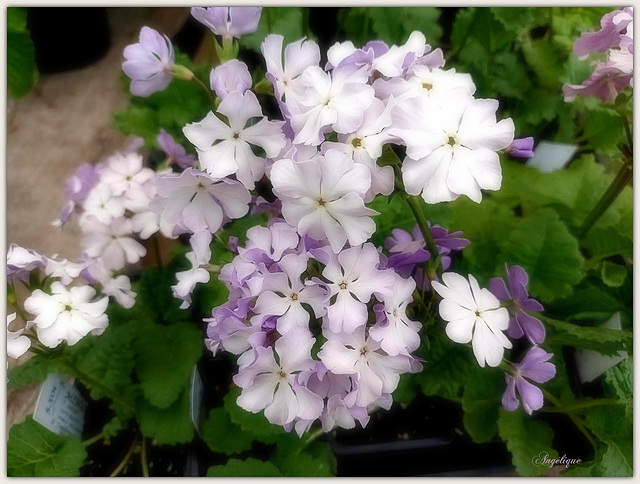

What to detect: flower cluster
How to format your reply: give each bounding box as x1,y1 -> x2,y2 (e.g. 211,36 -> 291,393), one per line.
206,220 -> 422,433
563,7 -> 633,102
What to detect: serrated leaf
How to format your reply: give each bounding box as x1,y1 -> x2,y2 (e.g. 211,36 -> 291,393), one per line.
7,355 -> 66,390
223,388 -> 285,443
239,8 -> 306,53
7,417 -> 87,477
543,317 -> 631,356
520,36 -> 566,89
490,7 -> 548,34
206,458 -> 283,477
137,387 -> 194,445
279,451 -> 334,477
201,407 -> 254,455
415,336 -> 471,400
603,359 -> 632,419
583,109 -> 625,151
499,209 -> 584,302
546,282 -> 627,323
583,228 -> 633,260
135,321 -> 203,409
498,409 -> 557,476
585,404 -> 632,476
369,8 -> 442,45
462,368 -> 504,443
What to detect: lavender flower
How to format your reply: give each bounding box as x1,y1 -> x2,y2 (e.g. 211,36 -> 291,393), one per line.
489,264 -> 545,345
209,59 -> 252,99
573,7 -> 633,58
123,26 -> 175,97
191,7 -> 262,41
506,137 -> 535,159
157,129 -> 196,169
502,346 -> 556,415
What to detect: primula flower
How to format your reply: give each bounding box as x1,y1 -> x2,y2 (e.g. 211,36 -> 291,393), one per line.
172,232 -> 213,309
24,282 -> 108,348
432,272 -> 511,368
321,243 -> 395,334
84,260 -> 136,309
7,244 -> 46,284
390,88 -> 514,204
234,328 -> 323,425
81,216 -> 147,271
157,129 -> 196,169
123,26 -> 175,97
191,7 -> 262,41
562,63 -> 632,102
81,183 -> 126,225
7,313 -> 30,359
506,137 -> 535,159
99,152 -> 153,197
502,346 -> 556,415
55,162 -> 102,226
183,90 -> 287,189
489,264 -> 545,344
573,7 -> 633,57
270,149 -> 377,253
209,59 -> 252,99
150,168 -> 251,235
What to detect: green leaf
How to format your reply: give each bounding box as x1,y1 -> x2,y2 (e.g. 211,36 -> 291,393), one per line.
135,321 -> 203,409
369,8 -> 442,45
7,8 -> 38,99
135,266 -> 190,324
603,358 -> 632,419
600,261 -> 627,288
461,367 -> 504,443
415,336 -> 471,400
543,317 -> 631,356
582,228 -> 633,260
393,373 -> 419,406
546,282 -> 627,323
520,36 -> 566,89
499,209 -> 584,302
583,109 -> 625,151
7,355 -> 66,390
223,388 -> 285,444
279,451 -> 334,477
196,277 -> 230,315
585,404 -> 632,476
206,458 -> 283,477
137,387 -> 194,445
490,7 -> 548,34
239,8 -> 306,53
498,409 -> 557,476
7,417 -> 87,477
201,407 -> 254,455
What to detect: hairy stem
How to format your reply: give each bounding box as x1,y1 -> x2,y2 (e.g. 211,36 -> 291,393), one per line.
192,76 -> 216,106
538,398 -> 618,414
83,432 -> 105,447
110,439 -> 137,477
141,438 -> 150,478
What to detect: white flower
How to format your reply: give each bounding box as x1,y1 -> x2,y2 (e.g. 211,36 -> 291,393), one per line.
270,149 -> 377,253
81,216 -> 147,270
100,152 -> 154,196
432,272 -> 511,368
390,88 -> 515,204
23,282 -> 109,348
81,183 -> 126,225
7,313 -> 31,359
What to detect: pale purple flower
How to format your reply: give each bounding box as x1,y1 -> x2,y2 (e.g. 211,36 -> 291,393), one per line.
85,261 -> 136,309
287,65 -> 375,146
65,162 -> 101,203
150,168 -> 251,235
253,254 -> 327,334
270,149 -> 377,253
433,272 -> 511,368
240,220 -> 299,265
489,264 -> 545,345
81,216 -> 147,271
123,26 -> 175,97
390,88 -> 514,204
374,66 -> 475,103
7,313 -> 30,359
369,274 -> 421,356
7,244 -> 46,284
191,7 -> 262,41
321,243 -> 395,334
506,137 -> 535,158
502,346 -> 556,415
234,328 -> 323,425
172,231 -> 213,309
183,90 -> 286,189
157,129 -> 196,169
205,306 -> 261,356
81,183 -> 126,226
100,152 -> 152,197
209,59 -> 252,99
573,7 -> 633,58
563,63 -> 632,102
370,31 -> 427,78
24,282 -> 109,348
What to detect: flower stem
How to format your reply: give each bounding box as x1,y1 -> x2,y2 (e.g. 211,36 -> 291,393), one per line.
191,76 -> 217,107
296,427 -> 325,454
110,439 -> 137,477
141,437 -> 150,477
83,432 -> 105,447
542,389 -> 596,448
578,161 -> 632,239
538,398 -> 618,414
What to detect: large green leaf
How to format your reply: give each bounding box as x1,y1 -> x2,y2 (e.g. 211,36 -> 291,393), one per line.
499,209 -> 584,302
603,359 -> 632,419
206,458 -> 283,477
201,407 -> 254,455
415,335 -> 472,400
7,355 -> 66,390
137,387 -> 194,445
585,404 -> 632,476
543,317 -> 631,356
7,418 -> 87,477
498,409 -> 557,476
369,7 -> 442,45
239,8 -> 306,53
461,367 -> 504,443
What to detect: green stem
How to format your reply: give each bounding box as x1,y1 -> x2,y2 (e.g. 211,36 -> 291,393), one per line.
191,76 -> 216,107
152,235 -> 163,270
83,432 -> 105,447
621,112 -> 633,150
110,439 -> 137,477
578,162 -> 632,239
542,390 -> 596,448
296,427 -> 325,454
141,438 -> 150,478
538,398 -> 618,414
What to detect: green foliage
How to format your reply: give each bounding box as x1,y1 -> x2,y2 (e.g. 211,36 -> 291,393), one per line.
7,7 -> 38,99
239,8 -> 307,53
223,388 -> 286,444
201,407 -> 254,455
585,404 -> 632,476
134,321 -> 203,409
7,418 -> 87,477
499,209 -> 584,302
368,8 -> 442,45
543,317 -> 631,356
7,355 -> 65,390
603,359 -> 632,419
137,388 -> 194,445
600,261 -> 627,288
414,335 -> 471,400
461,368 -> 504,443
497,409 -> 557,476
207,458 -> 283,477
583,109 -> 625,151
113,52 -> 211,147
489,7 -> 548,35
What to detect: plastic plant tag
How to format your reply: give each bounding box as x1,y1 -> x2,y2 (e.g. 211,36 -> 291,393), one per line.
574,313 -> 628,383
33,373 -> 87,437
526,141 -> 578,173
190,365 -> 204,432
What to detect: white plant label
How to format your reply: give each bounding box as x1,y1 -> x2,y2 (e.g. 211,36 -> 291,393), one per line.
190,365 -> 204,432
33,373 -> 87,436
